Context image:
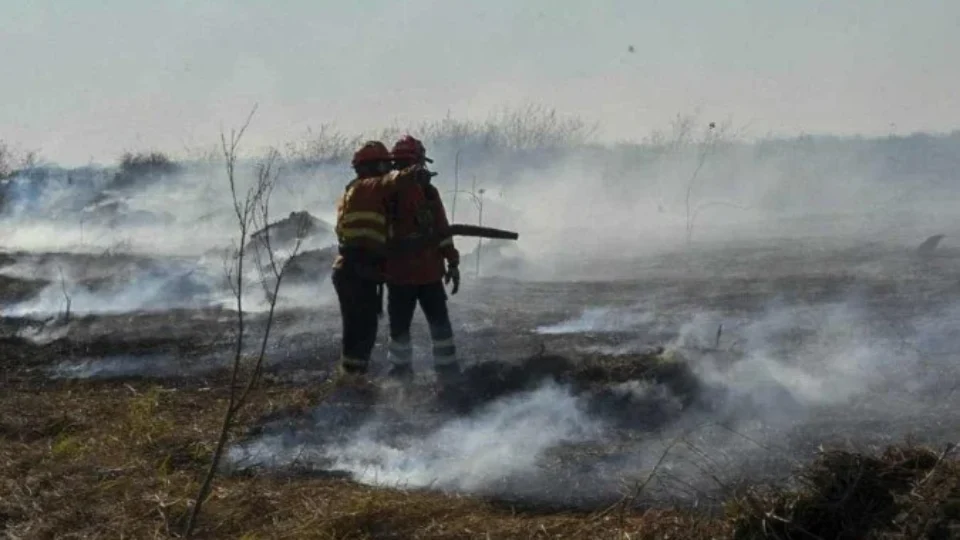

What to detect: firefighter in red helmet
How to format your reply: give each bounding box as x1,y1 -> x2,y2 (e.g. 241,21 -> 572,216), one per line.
331,140 -> 424,383
383,135 -> 462,386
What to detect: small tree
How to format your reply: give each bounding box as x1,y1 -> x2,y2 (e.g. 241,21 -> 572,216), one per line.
182,106 -> 304,537
646,114 -> 747,246
682,120 -> 754,245
683,121 -> 721,245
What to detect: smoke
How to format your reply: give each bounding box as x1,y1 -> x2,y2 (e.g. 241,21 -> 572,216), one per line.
3,108 -> 960,510
3,118 -> 960,288
535,304 -> 655,334
0,256 -> 222,318
223,280 -> 960,508
49,353 -> 207,380
0,161 -> 340,318
690,303 -> 910,426
0,267 -> 336,321
15,321 -> 70,345
227,384 -> 591,479
434,128 -> 960,279
0,155 -> 344,259
326,383 -> 603,493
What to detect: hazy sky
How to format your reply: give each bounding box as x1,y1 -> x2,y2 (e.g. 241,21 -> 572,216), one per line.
3,0 -> 958,165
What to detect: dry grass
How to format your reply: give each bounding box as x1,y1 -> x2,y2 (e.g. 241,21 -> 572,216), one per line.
2,374 -> 958,538
0,379 -> 723,539
728,445 -> 960,539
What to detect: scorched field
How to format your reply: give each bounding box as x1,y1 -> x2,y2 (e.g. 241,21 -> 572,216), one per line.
3,224 -> 960,538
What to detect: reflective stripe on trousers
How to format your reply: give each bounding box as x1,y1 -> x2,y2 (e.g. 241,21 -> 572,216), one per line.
432,337 -> 457,366
386,281 -> 459,369
388,334 -> 457,366
388,335 -> 413,366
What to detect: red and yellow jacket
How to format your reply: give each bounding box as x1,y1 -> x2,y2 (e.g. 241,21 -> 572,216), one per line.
384,182 -> 459,285
332,166 -> 424,280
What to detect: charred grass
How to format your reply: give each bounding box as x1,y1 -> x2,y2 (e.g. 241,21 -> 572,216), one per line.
0,379 -> 722,539
437,349 -> 701,417
2,362 -> 959,538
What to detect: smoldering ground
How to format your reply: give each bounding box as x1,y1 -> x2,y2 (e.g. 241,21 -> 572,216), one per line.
222,241 -> 960,509
2,119 -> 960,512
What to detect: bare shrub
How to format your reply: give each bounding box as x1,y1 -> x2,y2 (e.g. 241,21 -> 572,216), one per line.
111,150 -> 182,188
420,103 -> 597,155
183,106 -> 304,538
282,104 -> 596,170
119,151 -> 179,175
283,124 -> 362,167
636,112 -> 750,245
0,140 -> 40,179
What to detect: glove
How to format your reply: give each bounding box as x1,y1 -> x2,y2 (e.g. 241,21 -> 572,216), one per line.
444,263 -> 460,295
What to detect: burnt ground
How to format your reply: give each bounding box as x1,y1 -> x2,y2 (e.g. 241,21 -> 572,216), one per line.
2,237 -> 960,537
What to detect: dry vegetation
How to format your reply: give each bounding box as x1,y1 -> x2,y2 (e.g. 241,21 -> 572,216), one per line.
0,378 -> 723,539
729,445 -> 960,539
281,103 -> 596,168
0,140 -> 39,179
2,355 -> 959,538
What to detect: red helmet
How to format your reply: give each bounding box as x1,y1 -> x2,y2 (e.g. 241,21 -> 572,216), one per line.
391,135 -> 433,163
352,140 -> 391,166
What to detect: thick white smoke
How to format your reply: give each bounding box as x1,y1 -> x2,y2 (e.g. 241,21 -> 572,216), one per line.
323,383 -> 603,493
6,124 -> 960,279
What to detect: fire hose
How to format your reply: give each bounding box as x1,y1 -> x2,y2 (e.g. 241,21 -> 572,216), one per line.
387,223 -> 518,254
447,224 -> 519,241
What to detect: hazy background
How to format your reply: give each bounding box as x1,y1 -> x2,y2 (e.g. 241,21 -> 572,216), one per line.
3,0 -> 959,166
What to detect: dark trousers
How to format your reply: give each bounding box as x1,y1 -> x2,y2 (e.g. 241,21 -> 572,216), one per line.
387,282 -> 457,368
331,266 -> 382,374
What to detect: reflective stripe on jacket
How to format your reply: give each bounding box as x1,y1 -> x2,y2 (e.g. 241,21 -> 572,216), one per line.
332,166 -> 424,278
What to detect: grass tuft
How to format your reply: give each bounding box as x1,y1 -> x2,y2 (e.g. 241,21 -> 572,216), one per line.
728,444 -> 960,539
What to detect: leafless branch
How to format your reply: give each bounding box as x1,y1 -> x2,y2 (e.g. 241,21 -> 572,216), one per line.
185,103 -> 293,538
185,125 -> 304,538
236,148 -> 305,407
684,122 -> 723,245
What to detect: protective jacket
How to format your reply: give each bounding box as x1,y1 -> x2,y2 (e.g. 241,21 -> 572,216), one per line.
332,166 -> 423,281
384,181 -> 459,285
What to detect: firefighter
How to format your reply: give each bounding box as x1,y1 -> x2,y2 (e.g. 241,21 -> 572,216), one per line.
331,140 -> 423,383
383,135 -> 462,385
